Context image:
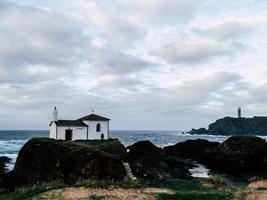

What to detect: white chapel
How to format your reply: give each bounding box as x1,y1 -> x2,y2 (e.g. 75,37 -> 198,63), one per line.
49,107 -> 110,140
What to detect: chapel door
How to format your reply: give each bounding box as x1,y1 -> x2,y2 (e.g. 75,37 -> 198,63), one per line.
65,129 -> 73,140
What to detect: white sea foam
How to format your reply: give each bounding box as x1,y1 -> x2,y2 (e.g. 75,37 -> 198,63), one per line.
0,139 -> 28,171
190,164 -> 210,178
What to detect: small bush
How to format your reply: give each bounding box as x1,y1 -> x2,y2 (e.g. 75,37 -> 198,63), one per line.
206,175 -> 227,188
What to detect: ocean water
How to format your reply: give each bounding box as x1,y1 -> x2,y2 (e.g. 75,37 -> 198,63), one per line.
0,130 -> 266,171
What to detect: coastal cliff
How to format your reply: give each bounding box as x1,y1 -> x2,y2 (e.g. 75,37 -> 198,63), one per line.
189,116 -> 267,135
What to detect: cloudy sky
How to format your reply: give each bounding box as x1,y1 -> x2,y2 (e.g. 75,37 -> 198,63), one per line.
1,0 -> 267,130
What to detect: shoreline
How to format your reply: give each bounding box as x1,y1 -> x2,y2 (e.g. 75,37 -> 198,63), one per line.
0,135 -> 266,199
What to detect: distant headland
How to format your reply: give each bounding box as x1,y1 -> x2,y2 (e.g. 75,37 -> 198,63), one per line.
189,116 -> 267,136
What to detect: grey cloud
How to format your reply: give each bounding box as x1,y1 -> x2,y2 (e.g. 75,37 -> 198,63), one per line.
0,1 -> 153,85
152,41 -> 240,64
0,1 -> 89,68
102,16 -> 145,49
194,19 -> 261,41
87,48 -> 154,74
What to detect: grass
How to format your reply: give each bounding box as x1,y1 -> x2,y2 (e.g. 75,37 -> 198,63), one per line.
0,181 -> 66,200
74,139 -> 127,159
0,178 -> 234,200
150,179 -> 233,200
89,195 -> 105,200
206,175 -> 227,188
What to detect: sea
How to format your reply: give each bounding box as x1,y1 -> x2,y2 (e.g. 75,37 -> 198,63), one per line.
1,130 -> 267,174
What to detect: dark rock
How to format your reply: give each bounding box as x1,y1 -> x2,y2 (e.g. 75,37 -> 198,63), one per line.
10,138 -> 126,187
189,116 -> 267,135
163,139 -> 219,163
0,156 -> 11,188
0,156 -> 11,176
127,140 -> 162,157
127,140 -> 192,180
209,136 -> 267,177
189,128 -> 209,135
164,136 -> 267,179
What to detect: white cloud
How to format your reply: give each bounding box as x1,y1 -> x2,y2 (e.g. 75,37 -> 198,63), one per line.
116,0 -> 200,25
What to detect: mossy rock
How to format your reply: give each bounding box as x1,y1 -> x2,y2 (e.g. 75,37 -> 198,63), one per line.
10,138 -> 126,187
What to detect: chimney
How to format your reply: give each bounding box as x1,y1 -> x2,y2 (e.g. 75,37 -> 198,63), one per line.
53,107 -> 58,121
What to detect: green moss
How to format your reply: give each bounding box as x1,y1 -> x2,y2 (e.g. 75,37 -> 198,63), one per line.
74,139 -> 127,159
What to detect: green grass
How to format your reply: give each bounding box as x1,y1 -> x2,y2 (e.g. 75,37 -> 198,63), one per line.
150,179 -> 233,200
89,194 -> 105,200
0,181 -> 66,200
0,179 -> 234,200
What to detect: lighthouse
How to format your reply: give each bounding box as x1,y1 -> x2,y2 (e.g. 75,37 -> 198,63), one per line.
238,107 -> 241,118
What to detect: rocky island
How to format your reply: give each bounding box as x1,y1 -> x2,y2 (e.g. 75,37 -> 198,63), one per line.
189,116 -> 267,136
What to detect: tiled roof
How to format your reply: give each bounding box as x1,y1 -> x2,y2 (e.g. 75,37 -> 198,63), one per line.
78,113 -> 110,121
50,120 -> 88,127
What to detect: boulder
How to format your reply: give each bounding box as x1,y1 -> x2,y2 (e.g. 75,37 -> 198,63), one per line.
209,136 -> 267,176
10,138 -> 126,187
127,141 -> 192,180
163,139 -> 219,163
164,136 -> 267,179
127,140 -> 162,157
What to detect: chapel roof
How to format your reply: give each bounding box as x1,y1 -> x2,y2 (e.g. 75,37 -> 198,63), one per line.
78,113 -> 110,121
50,120 -> 88,127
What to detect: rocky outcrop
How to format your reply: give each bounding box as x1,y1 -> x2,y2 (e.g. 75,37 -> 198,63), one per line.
4,138 -> 126,189
209,136 -> 267,177
189,116 -> 267,135
127,141 -> 193,180
164,136 -> 267,179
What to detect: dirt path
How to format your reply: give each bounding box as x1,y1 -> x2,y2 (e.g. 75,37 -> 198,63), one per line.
237,180 -> 267,200
35,187 -> 175,200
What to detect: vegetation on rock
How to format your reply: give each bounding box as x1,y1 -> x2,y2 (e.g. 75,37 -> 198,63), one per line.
4,138 -> 126,189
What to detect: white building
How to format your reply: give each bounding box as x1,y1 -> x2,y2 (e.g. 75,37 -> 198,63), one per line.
49,107 -> 110,140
